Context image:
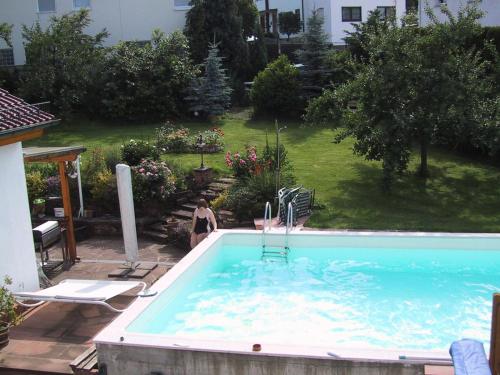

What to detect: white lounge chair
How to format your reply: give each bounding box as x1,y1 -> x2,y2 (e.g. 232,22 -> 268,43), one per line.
14,279 -> 156,313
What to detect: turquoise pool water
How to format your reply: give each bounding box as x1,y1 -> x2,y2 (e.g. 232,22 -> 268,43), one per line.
128,236 -> 500,352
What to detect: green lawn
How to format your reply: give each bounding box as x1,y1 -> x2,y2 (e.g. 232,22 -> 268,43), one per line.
28,108 -> 500,232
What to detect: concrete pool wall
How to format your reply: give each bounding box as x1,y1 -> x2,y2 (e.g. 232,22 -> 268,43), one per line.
94,230 -> 500,374
96,343 -> 427,375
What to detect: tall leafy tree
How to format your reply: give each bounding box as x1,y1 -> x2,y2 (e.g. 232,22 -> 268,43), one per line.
306,4 -> 498,189
0,23 -> 12,47
186,43 -> 232,118
99,30 -> 198,120
279,11 -> 301,40
184,0 -> 267,81
20,10 -> 108,113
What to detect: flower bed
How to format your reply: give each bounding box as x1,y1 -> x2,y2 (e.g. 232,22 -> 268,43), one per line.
155,123 -> 224,154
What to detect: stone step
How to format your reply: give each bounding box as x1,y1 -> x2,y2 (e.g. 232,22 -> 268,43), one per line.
181,203 -> 197,211
217,177 -> 236,184
200,190 -> 218,201
149,221 -> 168,233
217,210 -> 234,217
172,209 -> 194,220
208,183 -> 231,192
141,230 -> 168,243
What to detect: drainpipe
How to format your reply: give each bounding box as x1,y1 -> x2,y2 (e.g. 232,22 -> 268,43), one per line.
301,0 -> 305,31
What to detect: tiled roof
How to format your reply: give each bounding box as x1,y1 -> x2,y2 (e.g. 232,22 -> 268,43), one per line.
0,88 -> 56,134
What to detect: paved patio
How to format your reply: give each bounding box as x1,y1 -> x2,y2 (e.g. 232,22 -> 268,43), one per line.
0,236 -> 186,375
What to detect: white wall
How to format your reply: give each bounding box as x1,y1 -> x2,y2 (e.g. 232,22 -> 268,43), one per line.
419,0 -> 500,26
0,0 -> 189,65
330,0 -> 406,45
0,142 -> 39,292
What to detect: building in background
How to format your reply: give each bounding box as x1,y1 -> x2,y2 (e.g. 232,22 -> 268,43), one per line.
418,0 -> 500,27
0,0 -> 190,66
255,0 -> 407,45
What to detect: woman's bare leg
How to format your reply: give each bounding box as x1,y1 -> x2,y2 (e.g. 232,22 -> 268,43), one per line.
190,232 -> 198,249
196,233 -> 208,244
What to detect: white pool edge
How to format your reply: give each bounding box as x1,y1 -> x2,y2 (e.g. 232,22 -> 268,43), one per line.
94,229 -> 500,363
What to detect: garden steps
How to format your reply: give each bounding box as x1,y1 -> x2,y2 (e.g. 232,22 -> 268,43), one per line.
141,229 -> 169,244
207,182 -> 231,192
218,177 -> 236,184
172,209 -> 194,220
181,202 -> 198,211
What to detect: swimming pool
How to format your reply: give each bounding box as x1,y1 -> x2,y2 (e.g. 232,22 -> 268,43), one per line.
95,230 -> 500,374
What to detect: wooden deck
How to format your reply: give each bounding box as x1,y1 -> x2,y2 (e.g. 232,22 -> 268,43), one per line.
0,237 -> 183,374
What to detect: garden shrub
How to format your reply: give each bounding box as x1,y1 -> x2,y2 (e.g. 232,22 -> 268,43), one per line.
26,171 -> 47,205
46,176 -> 61,197
103,147 -> 122,173
89,169 -> 119,214
225,171 -> 277,220
131,159 -> 176,210
199,127 -> 225,152
99,30 -> 198,120
250,55 -> 302,116
155,125 -> 191,153
210,190 -> 228,212
121,139 -> 159,166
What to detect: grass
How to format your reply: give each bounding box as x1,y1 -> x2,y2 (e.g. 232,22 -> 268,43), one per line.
27,108 -> 500,232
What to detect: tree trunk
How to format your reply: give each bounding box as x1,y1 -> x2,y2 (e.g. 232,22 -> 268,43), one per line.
419,138 -> 429,178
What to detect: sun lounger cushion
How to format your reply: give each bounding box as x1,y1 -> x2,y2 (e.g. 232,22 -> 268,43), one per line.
449,339 -> 491,375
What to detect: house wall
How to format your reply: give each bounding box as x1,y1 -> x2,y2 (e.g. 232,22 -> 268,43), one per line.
0,0 -> 189,65
419,0 -> 500,27
255,0 -> 407,45
0,142 -> 39,292
329,0 -> 406,45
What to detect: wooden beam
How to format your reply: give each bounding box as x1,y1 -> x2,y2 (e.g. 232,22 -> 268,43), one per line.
0,129 -> 44,147
25,153 -> 79,164
491,294 -> 500,375
58,161 -> 77,263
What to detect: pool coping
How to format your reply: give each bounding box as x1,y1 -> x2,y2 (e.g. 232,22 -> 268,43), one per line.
94,229 -> 500,364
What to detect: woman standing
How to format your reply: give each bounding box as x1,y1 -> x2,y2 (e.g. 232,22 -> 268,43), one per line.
190,199 -> 217,249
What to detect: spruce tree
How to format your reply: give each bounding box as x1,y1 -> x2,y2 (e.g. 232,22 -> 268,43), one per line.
186,43 -> 232,118
296,9 -> 330,71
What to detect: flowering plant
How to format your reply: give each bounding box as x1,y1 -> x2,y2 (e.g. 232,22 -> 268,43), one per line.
121,139 -> 160,166
132,159 -> 176,206
225,146 -> 267,177
199,127 -> 225,151
156,123 -> 191,153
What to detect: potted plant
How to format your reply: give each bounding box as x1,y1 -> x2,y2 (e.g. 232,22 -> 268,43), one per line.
0,276 -> 21,349
32,198 -> 46,217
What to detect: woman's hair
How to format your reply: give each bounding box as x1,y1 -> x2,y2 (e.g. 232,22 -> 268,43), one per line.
197,199 -> 208,209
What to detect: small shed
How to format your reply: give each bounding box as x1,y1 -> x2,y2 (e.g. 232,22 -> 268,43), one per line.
23,146 -> 87,263
0,88 -> 59,292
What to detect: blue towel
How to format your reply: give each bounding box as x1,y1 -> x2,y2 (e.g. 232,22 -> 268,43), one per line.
450,339 -> 492,375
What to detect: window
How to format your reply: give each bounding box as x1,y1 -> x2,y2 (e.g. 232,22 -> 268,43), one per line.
0,49 -> 14,66
174,0 -> 190,8
342,7 -> 362,22
316,7 -> 325,19
377,6 -> 396,19
73,0 -> 91,9
37,0 -> 56,12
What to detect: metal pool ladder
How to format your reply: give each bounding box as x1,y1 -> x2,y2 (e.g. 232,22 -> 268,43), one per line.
261,202 -> 292,262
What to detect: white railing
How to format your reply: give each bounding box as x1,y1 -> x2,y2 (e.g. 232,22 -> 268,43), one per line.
262,201 -> 272,250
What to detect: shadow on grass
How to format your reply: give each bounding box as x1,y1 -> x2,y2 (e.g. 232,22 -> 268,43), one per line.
311,162 -> 500,232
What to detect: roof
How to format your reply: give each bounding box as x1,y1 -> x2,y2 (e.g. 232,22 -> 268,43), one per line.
0,88 -> 58,139
23,146 -> 87,163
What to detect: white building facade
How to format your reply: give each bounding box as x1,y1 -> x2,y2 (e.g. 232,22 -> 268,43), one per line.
0,0 -> 190,66
419,0 -> 500,27
255,0 -> 407,45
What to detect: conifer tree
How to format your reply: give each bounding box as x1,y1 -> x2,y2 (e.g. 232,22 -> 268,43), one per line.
186,43 -> 232,118
296,9 -> 330,71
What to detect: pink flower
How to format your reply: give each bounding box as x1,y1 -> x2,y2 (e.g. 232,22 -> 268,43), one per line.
240,159 -> 246,165
139,168 -> 145,173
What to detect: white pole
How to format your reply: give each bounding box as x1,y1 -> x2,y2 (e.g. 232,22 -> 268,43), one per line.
116,164 -> 138,268
76,155 -> 84,218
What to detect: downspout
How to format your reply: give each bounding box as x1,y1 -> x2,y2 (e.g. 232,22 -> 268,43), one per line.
302,0 -> 305,31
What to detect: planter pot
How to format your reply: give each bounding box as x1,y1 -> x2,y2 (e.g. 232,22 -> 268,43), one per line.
32,201 -> 46,218
0,326 -> 9,349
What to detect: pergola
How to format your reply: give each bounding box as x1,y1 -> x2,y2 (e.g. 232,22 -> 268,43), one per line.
23,146 -> 86,263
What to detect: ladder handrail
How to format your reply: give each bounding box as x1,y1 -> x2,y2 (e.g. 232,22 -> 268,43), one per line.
286,202 -> 294,235
263,201 -> 272,233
